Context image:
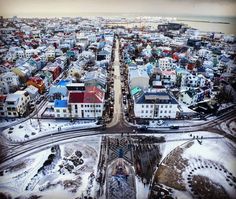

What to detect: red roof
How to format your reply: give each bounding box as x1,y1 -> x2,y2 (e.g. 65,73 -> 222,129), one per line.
84,92 -> 102,103
69,92 -> 84,103
68,86 -> 104,104
0,95 -> 7,103
28,77 -> 43,84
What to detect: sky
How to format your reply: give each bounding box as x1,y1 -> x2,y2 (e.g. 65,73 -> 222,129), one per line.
0,0 -> 236,18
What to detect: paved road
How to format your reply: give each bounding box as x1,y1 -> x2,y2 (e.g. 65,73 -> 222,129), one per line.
107,39 -> 122,128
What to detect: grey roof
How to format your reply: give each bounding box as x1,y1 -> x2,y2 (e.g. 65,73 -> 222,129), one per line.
134,91 -> 178,105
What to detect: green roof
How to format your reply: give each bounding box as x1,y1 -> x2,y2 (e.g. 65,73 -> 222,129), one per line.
131,87 -> 142,96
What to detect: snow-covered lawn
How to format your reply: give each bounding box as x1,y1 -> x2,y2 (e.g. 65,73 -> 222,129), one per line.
0,136 -> 101,199
2,119 -> 99,143
0,118 -> 22,128
152,131 -> 236,199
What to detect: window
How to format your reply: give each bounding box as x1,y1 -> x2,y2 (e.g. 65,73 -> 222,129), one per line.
165,111 -> 167,113
146,105 -> 149,108
150,110 -> 153,113
150,105 -> 153,108
142,105 -> 144,108
81,104 -> 83,108
169,110 -> 171,113
170,105 -> 172,108
160,110 -> 163,113
75,105 -> 78,109
165,105 -> 168,108
56,109 -> 60,112
57,114 -> 60,117
161,105 -> 163,108
146,110 -> 148,113
63,109 -> 66,113
141,110 -> 144,113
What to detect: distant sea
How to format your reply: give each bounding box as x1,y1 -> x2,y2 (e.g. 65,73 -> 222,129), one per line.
79,13 -> 236,35
10,12 -> 236,35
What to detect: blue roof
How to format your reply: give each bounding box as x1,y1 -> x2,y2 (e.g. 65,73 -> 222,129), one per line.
57,80 -> 70,87
54,100 -> 68,108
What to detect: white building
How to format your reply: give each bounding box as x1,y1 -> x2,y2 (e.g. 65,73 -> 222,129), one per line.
198,49 -> 212,60
181,73 -> 206,88
46,46 -> 56,60
133,91 -> 179,119
158,57 -> 174,70
5,90 -> 30,117
0,72 -> 20,94
54,86 -> 105,118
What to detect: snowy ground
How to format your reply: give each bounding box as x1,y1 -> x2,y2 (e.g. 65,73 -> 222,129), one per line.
0,135 -> 101,199
0,131 -> 235,199
218,119 -> 236,137
0,118 -> 23,128
1,119 -> 99,143
153,131 -> 236,199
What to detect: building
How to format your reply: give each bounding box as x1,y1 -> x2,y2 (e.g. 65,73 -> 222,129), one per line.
158,57 -> 174,70
67,86 -> 104,118
133,91 -> 179,119
178,87 -> 211,106
161,70 -> 176,87
53,85 -> 105,119
0,95 -> 7,117
54,99 -> 69,118
5,90 -> 30,117
25,85 -> 39,102
26,77 -> 45,94
0,72 -> 20,94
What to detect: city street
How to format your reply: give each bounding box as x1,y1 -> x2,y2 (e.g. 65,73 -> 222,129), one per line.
107,38 -> 122,128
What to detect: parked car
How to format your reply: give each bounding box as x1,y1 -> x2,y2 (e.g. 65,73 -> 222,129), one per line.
169,125 -> 179,129
137,125 -> 148,131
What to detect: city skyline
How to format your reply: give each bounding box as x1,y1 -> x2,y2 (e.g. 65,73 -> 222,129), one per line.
0,0 -> 236,18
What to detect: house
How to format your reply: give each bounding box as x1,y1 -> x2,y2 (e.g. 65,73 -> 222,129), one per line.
49,79 -> 71,100
36,70 -> 53,89
0,72 -> 20,94
11,66 -> 30,82
42,65 -> 61,81
25,49 -> 37,58
129,68 -> 150,90
133,91 -> 179,119
25,85 -> 39,102
45,46 -> 56,61
0,95 -> 7,117
83,69 -> 107,91
5,90 -> 30,117
179,87 -> 211,106
181,73 -> 206,88
161,70 -> 176,87
54,100 -> 69,118
158,57 -> 174,70
97,49 -> 111,61
26,76 -> 45,94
